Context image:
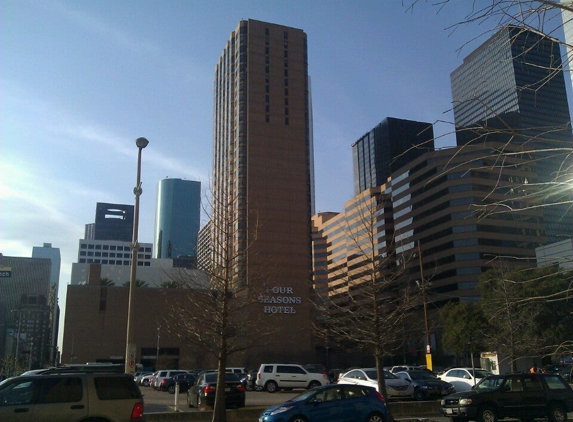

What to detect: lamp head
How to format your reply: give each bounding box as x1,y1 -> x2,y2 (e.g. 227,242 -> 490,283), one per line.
135,137 -> 149,149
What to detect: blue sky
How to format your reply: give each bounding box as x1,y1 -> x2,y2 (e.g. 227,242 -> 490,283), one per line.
1,1 -> 551,343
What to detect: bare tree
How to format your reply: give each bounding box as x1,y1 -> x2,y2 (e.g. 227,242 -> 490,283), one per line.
163,191 -> 276,422
314,187 -> 420,417
403,0 -> 573,359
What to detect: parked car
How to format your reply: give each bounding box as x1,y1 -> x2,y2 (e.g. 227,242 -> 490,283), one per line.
256,363 -> 329,393
0,370 -> 145,422
187,372 -> 245,408
258,383 -> 388,422
394,370 -> 455,400
441,372 -> 573,422
134,372 -> 152,384
337,368 -> 414,401
437,367 -> 492,392
140,372 -> 156,387
544,363 -> 573,383
158,372 -> 197,394
389,365 -> 416,373
152,370 -> 187,390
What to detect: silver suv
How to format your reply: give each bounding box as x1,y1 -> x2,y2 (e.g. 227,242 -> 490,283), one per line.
0,371 -> 145,422
256,363 -> 329,393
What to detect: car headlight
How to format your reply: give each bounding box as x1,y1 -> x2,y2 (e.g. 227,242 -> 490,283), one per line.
270,406 -> 294,415
421,385 -> 428,389
459,398 -> 473,406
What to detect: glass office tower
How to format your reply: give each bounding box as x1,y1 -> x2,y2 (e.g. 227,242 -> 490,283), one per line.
154,178 -> 201,262
451,26 -> 573,243
352,117 -> 434,195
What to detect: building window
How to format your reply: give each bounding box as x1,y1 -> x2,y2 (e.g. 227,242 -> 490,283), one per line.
266,115 -> 270,123
265,28 -> 269,36
285,107 -> 289,115
285,117 -> 289,125
285,88 -> 289,96
284,30 -> 288,39
95,245 -> 101,250
81,244 -> 87,249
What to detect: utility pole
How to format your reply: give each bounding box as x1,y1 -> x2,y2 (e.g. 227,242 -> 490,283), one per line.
418,240 -> 433,371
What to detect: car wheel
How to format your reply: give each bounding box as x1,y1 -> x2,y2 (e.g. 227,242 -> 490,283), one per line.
288,416 -> 308,422
143,380 -> 149,387
307,381 -> 321,389
366,412 -> 385,422
547,403 -> 567,422
414,388 -> 426,401
478,405 -> 497,422
265,380 -> 278,393
168,385 -> 175,394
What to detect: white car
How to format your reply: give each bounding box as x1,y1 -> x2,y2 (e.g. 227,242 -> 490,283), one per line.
337,368 -> 414,400
437,367 -> 492,392
140,372 -> 157,386
255,363 -> 329,393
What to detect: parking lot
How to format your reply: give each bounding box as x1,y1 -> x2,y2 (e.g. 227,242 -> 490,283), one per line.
142,386 -> 299,413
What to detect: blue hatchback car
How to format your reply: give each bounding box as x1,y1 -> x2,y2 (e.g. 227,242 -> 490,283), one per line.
258,384 -> 388,422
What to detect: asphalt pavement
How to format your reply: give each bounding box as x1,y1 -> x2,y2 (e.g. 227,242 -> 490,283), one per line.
141,386 -> 449,420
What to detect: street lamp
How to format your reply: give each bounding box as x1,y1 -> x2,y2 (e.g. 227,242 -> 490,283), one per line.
417,240 -> 433,371
155,327 -> 160,371
125,137 -> 149,374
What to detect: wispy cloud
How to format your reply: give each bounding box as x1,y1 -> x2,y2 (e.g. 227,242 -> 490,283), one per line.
49,0 -> 161,55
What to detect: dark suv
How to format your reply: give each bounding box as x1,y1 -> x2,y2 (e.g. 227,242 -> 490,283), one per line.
0,371 -> 145,422
441,372 -> 573,422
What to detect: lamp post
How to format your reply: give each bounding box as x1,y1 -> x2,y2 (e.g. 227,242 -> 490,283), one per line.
417,240 -> 433,371
155,327 -> 160,371
125,137 -> 149,374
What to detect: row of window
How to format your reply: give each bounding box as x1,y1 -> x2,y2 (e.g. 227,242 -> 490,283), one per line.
264,26 -> 290,125
80,244 -> 152,253
79,252 -> 151,259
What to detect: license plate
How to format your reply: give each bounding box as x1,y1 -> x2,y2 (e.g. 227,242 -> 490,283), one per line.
446,408 -> 453,415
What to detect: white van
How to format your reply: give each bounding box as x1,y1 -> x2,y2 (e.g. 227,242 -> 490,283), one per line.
255,363 -> 329,393
226,367 -> 248,375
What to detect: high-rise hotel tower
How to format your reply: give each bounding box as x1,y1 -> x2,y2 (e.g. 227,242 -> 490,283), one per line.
212,20 -> 315,362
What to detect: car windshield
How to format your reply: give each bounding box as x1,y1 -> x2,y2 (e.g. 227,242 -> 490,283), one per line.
409,371 -> 437,380
383,370 -> 398,379
475,376 -> 504,392
205,373 -> 239,383
364,370 -> 378,380
286,388 -> 322,403
469,369 -> 491,378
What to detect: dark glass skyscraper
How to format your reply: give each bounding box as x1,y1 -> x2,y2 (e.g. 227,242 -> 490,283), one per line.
351,117 -> 434,195
154,178 -> 201,261
451,26 -> 573,243
85,203 -> 134,242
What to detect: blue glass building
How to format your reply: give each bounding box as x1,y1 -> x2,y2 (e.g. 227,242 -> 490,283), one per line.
154,179 -> 201,262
